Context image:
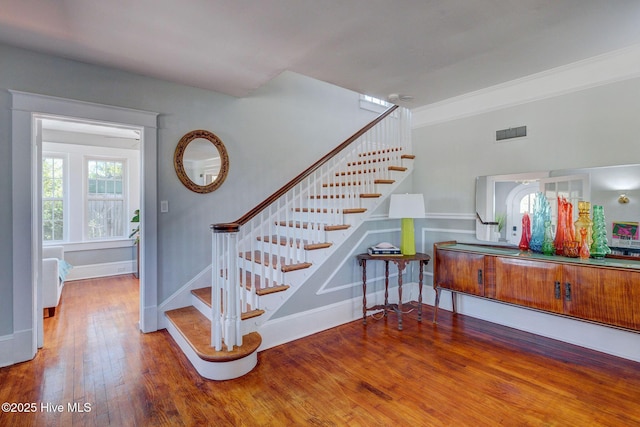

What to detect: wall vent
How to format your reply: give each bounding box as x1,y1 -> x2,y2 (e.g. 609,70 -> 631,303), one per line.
496,125 -> 526,141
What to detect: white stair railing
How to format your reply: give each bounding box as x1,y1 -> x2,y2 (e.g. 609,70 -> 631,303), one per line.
211,105 -> 411,351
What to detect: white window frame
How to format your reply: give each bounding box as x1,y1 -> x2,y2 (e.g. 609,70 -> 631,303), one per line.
42,153 -> 68,242
84,156 -> 129,241
359,94 -> 392,113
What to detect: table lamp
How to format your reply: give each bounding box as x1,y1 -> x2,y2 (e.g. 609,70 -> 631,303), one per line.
388,193 -> 425,255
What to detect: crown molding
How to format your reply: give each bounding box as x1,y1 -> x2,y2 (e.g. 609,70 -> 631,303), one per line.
412,43 -> 640,129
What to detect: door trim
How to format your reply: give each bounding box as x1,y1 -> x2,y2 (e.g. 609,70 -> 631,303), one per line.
9,90 -> 158,365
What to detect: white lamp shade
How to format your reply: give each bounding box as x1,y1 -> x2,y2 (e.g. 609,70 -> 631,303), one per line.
388,194 -> 425,219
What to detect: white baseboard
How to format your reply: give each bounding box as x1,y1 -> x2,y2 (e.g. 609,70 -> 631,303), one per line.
0,329 -> 36,368
0,334 -> 13,368
65,260 -> 135,281
427,287 -> 640,363
258,283 -> 420,351
259,283 -> 640,363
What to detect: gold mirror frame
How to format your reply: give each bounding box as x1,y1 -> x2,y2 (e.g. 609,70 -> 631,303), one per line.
174,130 -> 230,194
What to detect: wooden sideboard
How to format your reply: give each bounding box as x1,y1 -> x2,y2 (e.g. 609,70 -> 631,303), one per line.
433,241 -> 640,332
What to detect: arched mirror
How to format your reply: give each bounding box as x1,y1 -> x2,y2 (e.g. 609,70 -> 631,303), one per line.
174,130 -> 229,193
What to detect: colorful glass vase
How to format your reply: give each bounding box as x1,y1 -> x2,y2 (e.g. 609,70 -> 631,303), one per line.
565,201 -> 575,242
529,192 -> 549,253
554,197 -> 567,255
590,205 -> 611,259
579,227 -> 590,259
519,212 -> 531,251
542,221 -> 555,255
574,201 -> 593,249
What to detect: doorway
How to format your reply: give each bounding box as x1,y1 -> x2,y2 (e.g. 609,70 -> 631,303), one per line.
38,116 -> 142,340
10,91 -> 158,362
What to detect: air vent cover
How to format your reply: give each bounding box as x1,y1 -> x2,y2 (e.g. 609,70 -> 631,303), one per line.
496,126 -> 527,141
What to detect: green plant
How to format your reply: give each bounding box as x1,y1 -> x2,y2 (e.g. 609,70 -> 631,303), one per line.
129,209 -> 140,244
496,212 -> 506,233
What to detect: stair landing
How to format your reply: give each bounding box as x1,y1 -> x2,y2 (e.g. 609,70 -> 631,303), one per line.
165,306 -> 261,362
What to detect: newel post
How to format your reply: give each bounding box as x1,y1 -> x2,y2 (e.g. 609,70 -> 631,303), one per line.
211,223 -> 241,351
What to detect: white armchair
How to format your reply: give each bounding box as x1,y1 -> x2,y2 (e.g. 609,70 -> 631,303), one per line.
42,246 -> 69,317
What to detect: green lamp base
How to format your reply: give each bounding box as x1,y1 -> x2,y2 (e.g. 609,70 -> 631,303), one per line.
400,218 -> 416,255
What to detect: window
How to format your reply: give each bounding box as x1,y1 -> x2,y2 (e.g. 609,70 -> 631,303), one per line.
87,159 -> 126,239
359,94 -> 392,113
519,192 -> 538,214
43,142 -> 138,247
42,156 -> 65,241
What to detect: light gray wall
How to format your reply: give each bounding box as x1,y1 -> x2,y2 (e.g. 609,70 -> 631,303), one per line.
411,76 -> 640,301
0,43 -> 377,335
407,77 -> 640,362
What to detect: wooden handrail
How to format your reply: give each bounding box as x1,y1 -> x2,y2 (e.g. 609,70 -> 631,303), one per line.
233,104 -> 400,226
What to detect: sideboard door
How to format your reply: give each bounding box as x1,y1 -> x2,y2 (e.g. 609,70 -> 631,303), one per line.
562,265 -> 638,330
494,257 -> 563,314
435,250 -> 486,296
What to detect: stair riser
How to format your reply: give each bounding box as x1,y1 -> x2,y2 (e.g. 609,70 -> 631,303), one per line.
191,288 -> 262,337
318,182 -> 397,193
165,319 -> 258,381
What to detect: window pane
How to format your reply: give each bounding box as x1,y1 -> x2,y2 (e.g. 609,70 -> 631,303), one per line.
86,159 -> 125,239
42,156 -> 64,242
88,200 -> 124,238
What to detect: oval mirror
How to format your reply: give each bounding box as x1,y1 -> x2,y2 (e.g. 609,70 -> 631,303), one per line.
174,130 -> 229,194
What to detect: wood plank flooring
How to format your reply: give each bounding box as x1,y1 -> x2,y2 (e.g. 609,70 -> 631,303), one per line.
1,274 -> 639,426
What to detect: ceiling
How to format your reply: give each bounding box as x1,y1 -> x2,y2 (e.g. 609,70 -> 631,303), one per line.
2,0 -> 640,108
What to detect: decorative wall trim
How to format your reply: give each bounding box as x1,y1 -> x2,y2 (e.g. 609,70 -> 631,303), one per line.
316,228 -> 398,295
426,212 -> 476,221
424,227 -> 475,235
412,43 -> 640,128
367,212 -> 476,221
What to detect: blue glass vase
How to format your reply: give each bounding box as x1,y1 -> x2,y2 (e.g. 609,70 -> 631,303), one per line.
529,192 -> 549,253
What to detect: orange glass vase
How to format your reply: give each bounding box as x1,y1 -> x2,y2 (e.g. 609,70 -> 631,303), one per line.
519,212 -> 531,251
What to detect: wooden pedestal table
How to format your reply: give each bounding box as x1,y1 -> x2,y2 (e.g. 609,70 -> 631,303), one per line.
357,253 -> 431,330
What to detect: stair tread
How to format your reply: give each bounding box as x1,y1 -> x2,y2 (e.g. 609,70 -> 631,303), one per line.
292,207 -> 366,215
276,221 -> 350,231
343,208 -> 367,214
242,250 -> 312,272
335,169 -> 376,176
358,147 -> 404,157
257,235 -> 332,250
165,306 -> 262,362
323,179 -> 394,187
239,270 -> 291,294
347,158 -> 391,166
309,193 -> 380,199
191,287 -> 266,320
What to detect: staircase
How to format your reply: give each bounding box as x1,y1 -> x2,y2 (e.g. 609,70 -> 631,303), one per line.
165,105 -> 414,380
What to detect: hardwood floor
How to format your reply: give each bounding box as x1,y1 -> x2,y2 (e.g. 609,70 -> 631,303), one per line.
1,275 -> 639,426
